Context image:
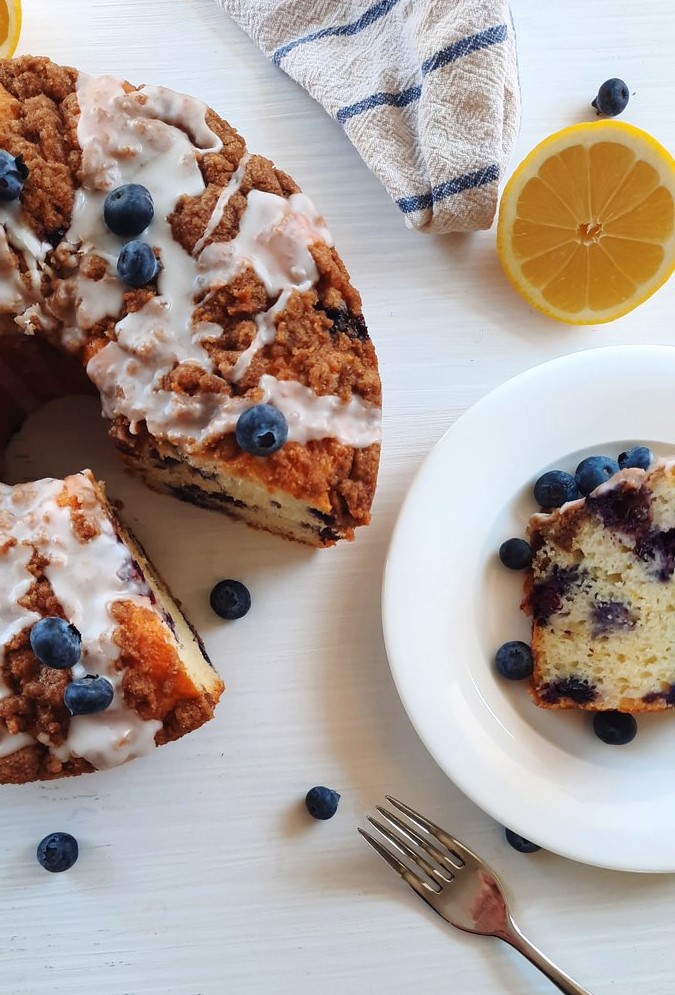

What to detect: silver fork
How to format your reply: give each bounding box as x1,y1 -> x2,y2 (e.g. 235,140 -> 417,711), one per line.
359,797 -> 592,995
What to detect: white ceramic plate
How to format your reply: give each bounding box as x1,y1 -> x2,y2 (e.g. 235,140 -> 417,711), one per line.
382,345 -> 675,873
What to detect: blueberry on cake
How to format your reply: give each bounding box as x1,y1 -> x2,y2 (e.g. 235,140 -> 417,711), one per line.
0,470 -> 224,784
523,460 -> 675,712
0,55 -> 381,546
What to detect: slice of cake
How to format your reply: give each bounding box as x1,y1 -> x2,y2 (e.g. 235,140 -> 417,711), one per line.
523,460 -> 675,712
0,55 -> 381,546
0,470 -> 224,784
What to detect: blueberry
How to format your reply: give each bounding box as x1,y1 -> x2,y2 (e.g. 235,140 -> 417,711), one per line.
235,404 -> 288,456
116,240 -> 160,287
504,828 -> 541,853
104,183 -> 154,237
498,537 -> 533,570
64,676 -> 114,716
36,832 -> 79,873
575,455 -> 620,496
494,641 -> 533,680
0,149 -> 28,202
305,786 -> 340,820
533,470 -> 579,508
593,710 -> 637,745
618,446 -> 653,471
209,579 -> 251,620
592,78 -> 630,117
29,617 -> 81,670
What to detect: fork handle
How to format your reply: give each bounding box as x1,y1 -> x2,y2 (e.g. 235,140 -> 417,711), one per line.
501,922 -> 593,995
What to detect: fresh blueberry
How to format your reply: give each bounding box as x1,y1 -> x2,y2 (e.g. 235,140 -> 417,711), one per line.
504,828 -> 541,853
498,538 -> 533,570
235,404 -> 288,456
575,455 -> 620,496
618,446 -> 653,471
495,641 -> 533,681
305,786 -> 340,820
0,149 -> 28,202
116,240 -> 160,287
63,676 -> 114,716
104,183 -> 154,237
593,710 -> 637,745
533,470 -> 579,508
592,78 -> 630,117
29,617 -> 81,670
209,579 -> 251,620
36,832 -> 79,873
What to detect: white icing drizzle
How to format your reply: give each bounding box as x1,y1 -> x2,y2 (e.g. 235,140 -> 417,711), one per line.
0,474 -> 162,768
0,203 -> 50,318
192,152 -> 250,256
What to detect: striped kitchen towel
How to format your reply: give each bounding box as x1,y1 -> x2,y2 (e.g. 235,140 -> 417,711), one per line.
213,0 -> 520,233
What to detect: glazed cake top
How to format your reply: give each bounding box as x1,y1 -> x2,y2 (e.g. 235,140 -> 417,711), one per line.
0,56 -> 381,521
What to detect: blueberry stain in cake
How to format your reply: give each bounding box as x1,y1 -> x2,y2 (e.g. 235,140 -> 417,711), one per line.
590,600 -> 636,637
618,446 -> 653,471
587,482 -> 652,535
529,566 -> 579,624
593,710 -> 637,745
495,641 -> 533,680
504,828 -> 541,853
64,676 -> 114,716
635,528 -> 675,581
538,676 -> 597,705
592,78 -> 630,117
575,455 -> 620,496
305,786 -> 340,820
45,226 -> 67,248
117,239 -> 160,287
235,404 -> 288,457
29,617 -> 82,670
533,470 -> 579,508
0,149 -> 28,202
499,537 -> 533,570
36,832 -> 79,873
210,579 -> 251,620
317,305 -> 369,340
104,183 -> 154,237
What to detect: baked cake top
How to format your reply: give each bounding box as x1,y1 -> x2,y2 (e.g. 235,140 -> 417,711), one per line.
0,55 -> 381,525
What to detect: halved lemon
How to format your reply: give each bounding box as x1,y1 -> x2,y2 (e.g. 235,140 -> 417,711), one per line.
0,0 -> 21,58
497,122 -> 675,324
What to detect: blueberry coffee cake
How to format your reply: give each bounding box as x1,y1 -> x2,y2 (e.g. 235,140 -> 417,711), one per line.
0,470 -> 224,784
0,55 -> 381,546
523,459 -> 675,712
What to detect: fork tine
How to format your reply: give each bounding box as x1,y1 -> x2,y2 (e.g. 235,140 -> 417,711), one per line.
376,805 -> 456,874
385,796 -> 479,866
358,828 -> 436,900
367,816 -> 449,884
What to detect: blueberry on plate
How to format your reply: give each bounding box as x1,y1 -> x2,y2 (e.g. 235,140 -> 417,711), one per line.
29,617 -> 81,670
235,404 -> 288,456
64,676 -> 114,716
618,446 -> 653,471
533,470 -> 578,508
593,710 -> 637,745
494,641 -> 533,681
104,183 -> 154,237
305,786 -> 341,820
117,239 -> 160,287
498,538 -> 533,570
210,579 -> 251,620
575,455 -> 620,496
504,828 -> 541,853
0,149 -> 28,202
592,78 -> 630,117
36,832 -> 79,872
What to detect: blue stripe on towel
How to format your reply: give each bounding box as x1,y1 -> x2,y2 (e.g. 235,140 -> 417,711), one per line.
272,0 -> 403,66
337,24 -> 508,123
396,165 -> 499,214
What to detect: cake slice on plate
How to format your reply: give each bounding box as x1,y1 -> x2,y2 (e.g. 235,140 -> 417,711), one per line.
523,460 -> 675,712
0,470 -> 223,784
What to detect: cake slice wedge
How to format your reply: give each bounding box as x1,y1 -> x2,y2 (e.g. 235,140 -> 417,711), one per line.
0,470 -> 223,784
523,460 -> 675,712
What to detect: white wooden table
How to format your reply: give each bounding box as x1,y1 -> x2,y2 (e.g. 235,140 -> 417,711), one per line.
3,2 -> 675,993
